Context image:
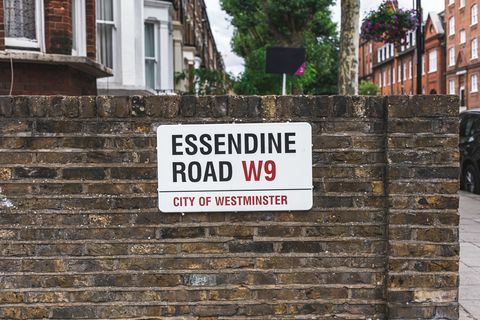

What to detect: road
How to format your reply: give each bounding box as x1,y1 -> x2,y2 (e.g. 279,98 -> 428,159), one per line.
460,191 -> 480,319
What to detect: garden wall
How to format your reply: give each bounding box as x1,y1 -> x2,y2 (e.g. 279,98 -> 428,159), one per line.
0,95 -> 459,319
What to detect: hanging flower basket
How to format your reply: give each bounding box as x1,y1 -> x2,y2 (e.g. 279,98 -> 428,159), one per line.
361,3 -> 420,45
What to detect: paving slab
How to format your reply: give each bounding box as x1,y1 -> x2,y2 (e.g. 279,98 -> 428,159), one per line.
460,191 -> 480,319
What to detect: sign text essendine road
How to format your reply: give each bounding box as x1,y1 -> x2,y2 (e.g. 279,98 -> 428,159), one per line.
157,123 -> 312,212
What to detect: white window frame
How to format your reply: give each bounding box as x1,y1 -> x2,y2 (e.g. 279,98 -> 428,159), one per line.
398,65 -> 402,83
393,67 -> 396,84
449,0 -> 455,5
449,47 -> 456,66
460,30 -> 466,44
461,0 -> 465,9
472,38 -> 478,60
449,17 -> 455,36
471,74 -> 478,93
429,50 -> 437,73
403,63 -> 407,81
4,0 -> 45,51
96,0 -> 117,69
472,4 -> 478,26
72,0 -> 87,56
409,61 -> 412,79
422,55 -> 425,75
144,20 -> 160,91
449,80 -> 456,95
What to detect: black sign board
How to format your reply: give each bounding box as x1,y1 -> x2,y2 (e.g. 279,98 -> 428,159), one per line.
266,47 -> 306,75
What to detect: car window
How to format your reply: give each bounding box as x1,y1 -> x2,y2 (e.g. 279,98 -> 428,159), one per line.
463,118 -> 474,137
474,117 -> 480,134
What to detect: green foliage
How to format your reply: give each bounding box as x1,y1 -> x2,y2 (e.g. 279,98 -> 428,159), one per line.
176,68 -> 230,95
359,80 -> 379,96
222,0 -> 339,95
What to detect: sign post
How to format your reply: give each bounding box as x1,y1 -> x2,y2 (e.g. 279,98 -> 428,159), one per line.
266,47 -> 306,95
157,123 -> 312,212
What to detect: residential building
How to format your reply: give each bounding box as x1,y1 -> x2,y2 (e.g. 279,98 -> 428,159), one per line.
445,0 -> 480,108
96,0 -> 225,95
172,0 -> 225,93
0,0 -> 111,95
358,1 -> 446,97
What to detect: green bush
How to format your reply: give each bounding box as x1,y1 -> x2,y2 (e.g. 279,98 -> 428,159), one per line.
359,80 -> 379,96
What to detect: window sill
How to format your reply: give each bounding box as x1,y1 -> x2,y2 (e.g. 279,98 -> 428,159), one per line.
0,51 -> 112,78
5,38 -> 41,51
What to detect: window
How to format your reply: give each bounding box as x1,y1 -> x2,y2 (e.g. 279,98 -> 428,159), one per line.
449,17 -> 455,36
461,0 -> 466,8
449,80 -> 456,95
72,0 -> 86,56
96,0 -> 115,68
449,47 -> 456,66
460,30 -> 466,44
379,74 -> 382,88
3,0 -> 44,49
144,22 -> 157,90
393,67 -> 396,84
429,50 -> 437,73
403,63 -> 407,81
409,61 -> 412,79
472,4 -> 478,25
472,74 -> 478,92
398,65 -> 402,83
449,0 -> 454,5
383,71 -> 386,87
422,55 -> 425,75
472,38 -> 478,59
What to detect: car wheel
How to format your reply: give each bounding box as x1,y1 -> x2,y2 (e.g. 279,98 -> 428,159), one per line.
463,165 -> 480,194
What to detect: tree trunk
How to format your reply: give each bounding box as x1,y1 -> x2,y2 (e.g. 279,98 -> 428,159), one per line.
338,0 -> 360,95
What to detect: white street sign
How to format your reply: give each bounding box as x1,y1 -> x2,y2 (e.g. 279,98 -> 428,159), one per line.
157,122 -> 312,212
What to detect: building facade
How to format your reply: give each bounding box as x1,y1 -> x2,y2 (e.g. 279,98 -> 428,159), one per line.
172,0 -> 225,93
445,0 -> 480,108
358,1 -> 446,97
0,0 -> 111,95
96,0 -> 225,96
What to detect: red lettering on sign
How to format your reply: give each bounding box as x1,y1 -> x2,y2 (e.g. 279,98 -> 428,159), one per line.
242,160 -> 277,181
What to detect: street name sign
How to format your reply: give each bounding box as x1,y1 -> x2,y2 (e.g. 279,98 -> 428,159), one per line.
156,123 -> 312,212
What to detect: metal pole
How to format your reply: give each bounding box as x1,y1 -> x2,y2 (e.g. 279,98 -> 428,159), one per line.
282,73 -> 287,95
416,0 -> 423,95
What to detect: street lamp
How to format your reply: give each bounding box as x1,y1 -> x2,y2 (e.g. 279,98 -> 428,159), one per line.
416,0 -> 423,95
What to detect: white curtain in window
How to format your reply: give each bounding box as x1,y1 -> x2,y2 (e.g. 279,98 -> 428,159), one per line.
4,0 -> 36,40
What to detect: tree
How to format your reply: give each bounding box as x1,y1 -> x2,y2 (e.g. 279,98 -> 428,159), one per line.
221,0 -> 338,95
338,0 -> 360,95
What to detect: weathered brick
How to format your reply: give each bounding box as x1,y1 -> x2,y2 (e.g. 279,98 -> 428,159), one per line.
0,95 -> 459,320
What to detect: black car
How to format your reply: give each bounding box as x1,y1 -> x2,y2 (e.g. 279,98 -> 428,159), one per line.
460,109 -> 480,194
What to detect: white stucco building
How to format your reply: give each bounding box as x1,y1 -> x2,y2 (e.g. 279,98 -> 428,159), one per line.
96,0 -> 175,95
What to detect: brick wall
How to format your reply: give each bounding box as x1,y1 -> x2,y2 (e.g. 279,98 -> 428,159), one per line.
0,0 -> 4,51
0,64 -> 97,95
85,0 -> 96,59
0,95 -> 459,319
44,0 -> 73,54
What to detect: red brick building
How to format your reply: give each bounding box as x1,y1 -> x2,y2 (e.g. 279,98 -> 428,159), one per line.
359,2 -> 446,96
0,0 -> 111,95
445,0 -> 480,108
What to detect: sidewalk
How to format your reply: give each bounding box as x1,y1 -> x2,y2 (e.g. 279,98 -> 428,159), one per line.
460,191 -> 480,319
